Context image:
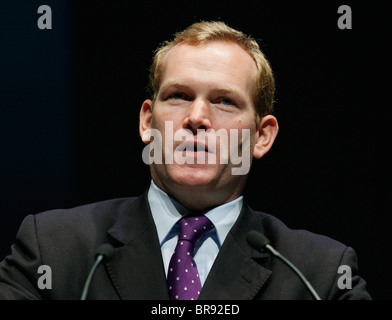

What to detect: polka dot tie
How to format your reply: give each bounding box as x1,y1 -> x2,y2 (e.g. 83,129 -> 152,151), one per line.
167,215 -> 214,300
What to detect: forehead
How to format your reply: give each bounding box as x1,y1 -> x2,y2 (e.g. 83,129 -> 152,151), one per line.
161,41 -> 257,95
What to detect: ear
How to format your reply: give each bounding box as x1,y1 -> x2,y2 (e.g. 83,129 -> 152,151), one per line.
253,115 -> 279,159
139,99 -> 153,144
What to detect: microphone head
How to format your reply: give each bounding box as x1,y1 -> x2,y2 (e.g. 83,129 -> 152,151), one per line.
246,230 -> 270,251
95,243 -> 115,262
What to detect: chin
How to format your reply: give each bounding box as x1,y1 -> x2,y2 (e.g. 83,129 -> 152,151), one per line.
170,166 -> 219,189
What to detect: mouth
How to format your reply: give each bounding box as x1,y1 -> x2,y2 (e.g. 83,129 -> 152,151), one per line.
176,141 -> 209,153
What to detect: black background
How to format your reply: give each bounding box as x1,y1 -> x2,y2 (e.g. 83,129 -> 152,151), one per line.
1,1 -> 390,299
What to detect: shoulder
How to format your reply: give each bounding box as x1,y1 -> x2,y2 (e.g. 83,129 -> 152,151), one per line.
34,197 -> 138,226
19,197 -> 140,246
251,208 -> 348,262
246,207 -> 371,299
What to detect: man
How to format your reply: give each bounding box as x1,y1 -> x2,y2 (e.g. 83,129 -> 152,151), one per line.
0,21 -> 371,300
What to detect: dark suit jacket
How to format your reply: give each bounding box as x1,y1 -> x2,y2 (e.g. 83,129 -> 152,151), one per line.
0,193 -> 371,300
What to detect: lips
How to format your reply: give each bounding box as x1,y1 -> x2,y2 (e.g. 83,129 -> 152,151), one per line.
177,141 -> 209,153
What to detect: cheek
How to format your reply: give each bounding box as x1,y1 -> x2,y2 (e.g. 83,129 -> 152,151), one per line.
223,117 -> 255,131
151,111 -> 170,130
152,107 -> 184,128
232,119 -> 258,148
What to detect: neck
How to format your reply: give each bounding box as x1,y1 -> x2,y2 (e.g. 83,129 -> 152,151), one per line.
151,177 -> 245,212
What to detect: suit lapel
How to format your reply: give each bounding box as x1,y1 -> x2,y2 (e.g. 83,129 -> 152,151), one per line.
199,204 -> 272,300
103,193 -> 271,300
105,193 -> 170,300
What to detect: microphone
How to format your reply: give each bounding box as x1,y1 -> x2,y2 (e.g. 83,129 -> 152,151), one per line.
80,243 -> 115,300
246,230 -> 321,300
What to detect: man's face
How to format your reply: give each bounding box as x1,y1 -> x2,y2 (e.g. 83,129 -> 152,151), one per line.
140,40 -> 273,205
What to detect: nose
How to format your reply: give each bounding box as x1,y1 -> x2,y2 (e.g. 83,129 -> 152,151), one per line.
183,98 -> 212,134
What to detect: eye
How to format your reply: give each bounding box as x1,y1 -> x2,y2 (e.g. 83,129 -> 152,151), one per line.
170,92 -> 186,100
221,98 -> 234,106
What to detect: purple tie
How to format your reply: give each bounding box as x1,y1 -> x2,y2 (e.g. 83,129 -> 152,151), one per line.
167,215 -> 214,300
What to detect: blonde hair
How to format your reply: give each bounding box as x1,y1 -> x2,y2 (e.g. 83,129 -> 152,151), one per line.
148,21 -> 275,123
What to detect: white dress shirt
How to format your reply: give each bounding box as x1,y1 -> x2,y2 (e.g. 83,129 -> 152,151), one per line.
148,180 -> 243,286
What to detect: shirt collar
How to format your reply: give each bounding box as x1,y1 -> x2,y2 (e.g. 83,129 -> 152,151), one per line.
148,180 -> 243,247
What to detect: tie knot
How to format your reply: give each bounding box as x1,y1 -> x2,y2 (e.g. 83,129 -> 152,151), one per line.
178,216 -> 214,243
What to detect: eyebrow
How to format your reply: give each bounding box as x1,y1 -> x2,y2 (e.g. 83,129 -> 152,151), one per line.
159,81 -> 245,101
214,86 -> 244,100
159,81 -> 189,93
